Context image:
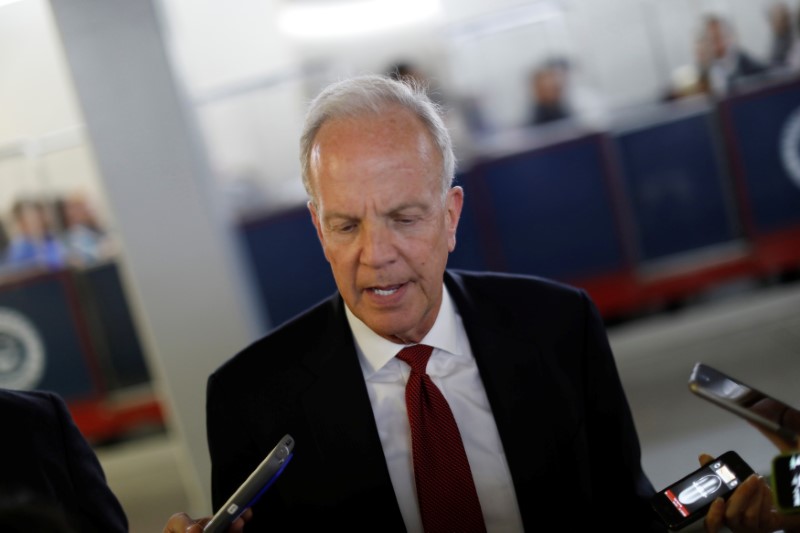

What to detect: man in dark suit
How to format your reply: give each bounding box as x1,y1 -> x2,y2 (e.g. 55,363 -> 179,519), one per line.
0,388 -> 128,533
206,74 -> 664,531
700,14 -> 768,97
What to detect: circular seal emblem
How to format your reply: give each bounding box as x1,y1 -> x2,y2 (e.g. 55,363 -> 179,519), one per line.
779,106 -> 800,191
0,308 -> 45,389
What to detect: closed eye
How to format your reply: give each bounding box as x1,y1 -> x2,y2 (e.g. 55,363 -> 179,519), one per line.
393,213 -> 423,226
326,220 -> 358,234
335,223 -> 357,233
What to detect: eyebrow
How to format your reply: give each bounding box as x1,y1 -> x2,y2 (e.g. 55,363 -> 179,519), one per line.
322,201 -> 431,223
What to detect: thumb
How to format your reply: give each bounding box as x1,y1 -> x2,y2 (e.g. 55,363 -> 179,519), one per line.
698,453 -> 714,467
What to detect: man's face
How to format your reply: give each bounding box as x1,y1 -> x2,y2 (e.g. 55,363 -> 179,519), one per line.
533,68 -> 564,105
707,20 -> 729,59
308,106 -> 463,344
19,205 -> 46,238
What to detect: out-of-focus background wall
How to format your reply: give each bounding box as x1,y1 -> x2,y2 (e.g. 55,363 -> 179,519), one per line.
2,0 -> 800,531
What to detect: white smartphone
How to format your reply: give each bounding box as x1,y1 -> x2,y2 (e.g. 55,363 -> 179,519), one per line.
203,434 -> 295,533
688,362 -> 799,444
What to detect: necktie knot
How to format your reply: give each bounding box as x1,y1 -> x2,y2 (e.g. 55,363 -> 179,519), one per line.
396,344 -> 434,374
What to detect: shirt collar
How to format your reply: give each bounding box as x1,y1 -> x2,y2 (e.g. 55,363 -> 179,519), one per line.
346,283 -> 462,378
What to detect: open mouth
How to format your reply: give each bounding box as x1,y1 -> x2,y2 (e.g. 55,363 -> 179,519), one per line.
369,284 -> 403,296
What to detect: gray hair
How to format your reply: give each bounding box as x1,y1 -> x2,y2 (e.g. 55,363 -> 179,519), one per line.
300,74 -> 456,205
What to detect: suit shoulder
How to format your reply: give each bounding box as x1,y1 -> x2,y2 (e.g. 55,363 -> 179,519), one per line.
445,270 -> 597,336
210,295 -> 339,384
449,269 -> 586,305
0,389 -> 75,463
0,388 -> 64,420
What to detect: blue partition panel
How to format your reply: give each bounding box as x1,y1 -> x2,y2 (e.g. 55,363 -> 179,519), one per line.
447,172 -> 489,272
78,262 -> 151,389
239,206 -> 336,330
473,134 -> 627,280
614,111 -> 740,261
722,79 -> 800,233
0,272 -> 98,399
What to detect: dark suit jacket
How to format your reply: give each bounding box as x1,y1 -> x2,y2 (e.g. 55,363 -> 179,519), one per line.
733,50 -> 767,78
208,270 -> 664,531
0,389 -> 128,533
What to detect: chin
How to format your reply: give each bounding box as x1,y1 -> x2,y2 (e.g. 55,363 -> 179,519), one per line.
367,321 -> 413,343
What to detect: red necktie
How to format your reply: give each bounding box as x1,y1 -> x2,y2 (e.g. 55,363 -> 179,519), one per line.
396,344 -> 486,533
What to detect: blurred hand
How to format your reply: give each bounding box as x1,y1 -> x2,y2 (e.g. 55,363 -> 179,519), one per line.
162,509 -> 252,533
699,453 -> 779,533
744,398 -> 800,453
163,512 -> 208,533
750,422 -> 800,454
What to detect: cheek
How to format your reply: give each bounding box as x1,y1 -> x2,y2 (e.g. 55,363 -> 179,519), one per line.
325,246 -> 358,277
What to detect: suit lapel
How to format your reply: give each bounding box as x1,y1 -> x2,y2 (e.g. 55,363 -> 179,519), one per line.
445,271 -> 554,527
299,296 -> 405,526
293,275 -> 555,529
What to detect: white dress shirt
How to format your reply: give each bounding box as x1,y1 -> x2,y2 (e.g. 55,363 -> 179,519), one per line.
345,285 -> 524,533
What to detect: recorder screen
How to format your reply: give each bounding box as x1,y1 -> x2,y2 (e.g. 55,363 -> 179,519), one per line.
663,460 -> 741,517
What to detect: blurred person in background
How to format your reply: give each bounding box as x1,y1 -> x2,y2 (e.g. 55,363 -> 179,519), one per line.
698,14 -> 768,97
783,6 -> 800,71
767,2 -> 795,68
0,217 -> 9,261
386,62 -> 426,85
387,59 -> 489,163
54,192 -> 115,267
526,56 -> 610,130
3,197 -> 67,273
527,58 -> 570,125
664,30 -> 716,101
387,61 -> 445,107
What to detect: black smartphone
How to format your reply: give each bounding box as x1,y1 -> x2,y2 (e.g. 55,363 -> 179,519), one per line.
771,451 -> 800,515
651,450 -> 755,531
688,362 -> 800,445
203,434 -> 295,533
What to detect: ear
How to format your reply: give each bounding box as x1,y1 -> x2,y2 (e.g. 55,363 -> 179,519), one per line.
307,200 -> 332,263
445,186 -> 464,253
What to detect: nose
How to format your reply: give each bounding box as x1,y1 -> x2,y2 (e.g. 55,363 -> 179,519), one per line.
359,221 -> 397,268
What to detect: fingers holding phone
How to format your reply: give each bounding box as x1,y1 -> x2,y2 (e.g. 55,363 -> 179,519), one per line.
752,421 -> 800,454
716,475 -> 776,532
652,451 -> 756,531
697,453 -> 779,533
204,434 -> 294,533
163,509 -> 252,533
162,512 -> 209,533
704,497 -> 726,533
688,363 -> 800,448
701,476 -> 776,533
